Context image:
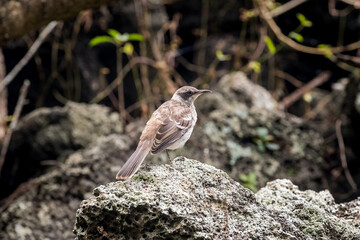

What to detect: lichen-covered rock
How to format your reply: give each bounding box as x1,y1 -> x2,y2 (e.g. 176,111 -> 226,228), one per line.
0,102 -> 123,199
218,72 -> 277,111
74,159 -> 360,240
179,72 -> 324,191
0,134 -> 132,240
255,179 -> 360,239
10,101 -> 123,159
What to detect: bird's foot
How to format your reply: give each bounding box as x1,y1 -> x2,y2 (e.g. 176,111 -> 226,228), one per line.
166,150 -> 172,164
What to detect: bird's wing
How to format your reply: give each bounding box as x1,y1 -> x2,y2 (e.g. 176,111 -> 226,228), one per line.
150,101 -> 193,154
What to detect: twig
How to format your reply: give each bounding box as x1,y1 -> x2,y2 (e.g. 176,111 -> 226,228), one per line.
251,26 -> 267,61
278,71 -> 331,109
329,55 -> 359,72
0,21 -> 58,93
177,56 -> 207,75
271,0 -> 308,17
0,49 -> 7,141
135,0 -> 154,113
196,0 -> 209,70
304,93 -> 334,120
334,54 -> 360,67
0,80 -> 30,177
335,119 -> 357,191
90,57 -> 158,104
275,69 -> 303,88
254,0 -> 360,55
339,0 -> 360,8
328,0 -> 354,17
0,177 -> 40,213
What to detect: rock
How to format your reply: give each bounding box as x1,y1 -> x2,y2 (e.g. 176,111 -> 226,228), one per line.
74,158 -> 360,239
256,179 -> 360,239
10,101 -> 123,159
218,72 -> 277,111
0,72 -> 335,239
0,102 -> 123,199
184,72 -> 324,191
0,134 -> 132,240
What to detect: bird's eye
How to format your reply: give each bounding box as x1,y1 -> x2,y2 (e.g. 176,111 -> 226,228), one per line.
179,90 -> 193,100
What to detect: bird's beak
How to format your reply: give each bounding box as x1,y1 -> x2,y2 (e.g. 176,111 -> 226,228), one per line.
198,89 -> 212,94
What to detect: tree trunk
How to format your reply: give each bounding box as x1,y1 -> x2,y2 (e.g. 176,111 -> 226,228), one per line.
0,0 -> 126,46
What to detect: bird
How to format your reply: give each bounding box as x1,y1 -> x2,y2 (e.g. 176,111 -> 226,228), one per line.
116,86 -> 211,180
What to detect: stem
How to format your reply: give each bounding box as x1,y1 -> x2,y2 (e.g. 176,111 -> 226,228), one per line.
0,21 -> 58,92
117,48 -> 126,122
0,80 -> 30,177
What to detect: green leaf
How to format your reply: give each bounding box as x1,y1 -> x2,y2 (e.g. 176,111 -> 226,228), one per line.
248,172 -> 257,182
127,33 -> 145,41
265,142 -> 280,151
122,42 -> 134,55
107,29 -> 121,39
317,44 -> 331,48
108,29 -> 144,43
248,61 -> 261,73
296,13 -> 312,27
239,174 -> 248,182
216,50 -> 231,61
256,127 -> 269,139
286,168 -> 296,175
239,172 -> 258,192
257,143 -> 266,153
289,31 -> 304,43
245,10 -> 255,18
115,33 -> 129,43
317,44 -> 333,58
265,36 -> 276,54
89,36 -> 114,47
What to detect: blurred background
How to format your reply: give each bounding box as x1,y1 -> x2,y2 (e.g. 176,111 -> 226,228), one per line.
0,0 -> 360,237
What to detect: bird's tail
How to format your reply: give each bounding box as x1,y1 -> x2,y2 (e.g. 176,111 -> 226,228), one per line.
116,143 -> 150,180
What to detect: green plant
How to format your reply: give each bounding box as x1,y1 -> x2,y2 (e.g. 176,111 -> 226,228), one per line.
239,172 -> 258,192
89,29 -> 144,47
89,29 -> 144,121
253,127 -> 280,153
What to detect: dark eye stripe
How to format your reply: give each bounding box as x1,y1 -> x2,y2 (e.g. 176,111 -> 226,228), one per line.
180,91 -> 192,99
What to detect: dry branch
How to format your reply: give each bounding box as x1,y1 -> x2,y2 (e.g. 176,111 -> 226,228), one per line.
0,49 -> 6,142
278,71 -> 331,109
0,80 -> 30,177
270,0 -> 308,17
0,21 -> 58,93
335,119 -> 358,192
254,0 -> 360,55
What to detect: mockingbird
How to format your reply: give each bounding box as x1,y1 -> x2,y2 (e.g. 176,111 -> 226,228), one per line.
116,86 -> 211,180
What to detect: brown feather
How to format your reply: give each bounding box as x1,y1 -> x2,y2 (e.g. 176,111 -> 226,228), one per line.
147,100 -> 193,154
116,142 -> 151,180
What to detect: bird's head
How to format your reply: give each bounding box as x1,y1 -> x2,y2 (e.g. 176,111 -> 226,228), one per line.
172,86 -> 211,106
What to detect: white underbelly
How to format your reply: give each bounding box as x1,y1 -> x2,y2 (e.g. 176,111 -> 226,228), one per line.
167,124 -> 195,150
167,104 -> 197,150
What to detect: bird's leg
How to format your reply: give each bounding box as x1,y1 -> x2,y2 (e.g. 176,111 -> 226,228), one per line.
166,150 -> 172,164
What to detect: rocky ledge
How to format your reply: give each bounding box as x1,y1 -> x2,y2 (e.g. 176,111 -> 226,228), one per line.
74,158 -> 360,240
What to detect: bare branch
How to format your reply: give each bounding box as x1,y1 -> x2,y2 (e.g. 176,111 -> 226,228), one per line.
0,80 -> 30,177
339,0 -> 360,8
0,21 -> 58,93
335,119 -> 357,192
254,0 -> 360,55
271,0 -> 308,17
0,49 -> 6,142
278,71 -> 331,109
